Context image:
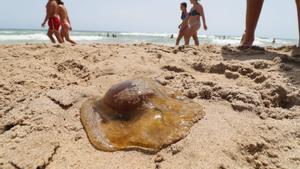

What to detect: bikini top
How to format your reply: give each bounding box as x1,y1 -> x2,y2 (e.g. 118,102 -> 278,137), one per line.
189,9 -> 200,16
181,12 -> 188,20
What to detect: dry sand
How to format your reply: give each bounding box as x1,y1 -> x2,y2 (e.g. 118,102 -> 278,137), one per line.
0,43 -> 300,169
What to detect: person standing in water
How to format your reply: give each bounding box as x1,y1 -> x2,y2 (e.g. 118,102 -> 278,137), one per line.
272,38 -> 276,45
56,0 -> 76,44
176,2 -> 189,45
42,0 -> 63,44
182,0 -> 208,46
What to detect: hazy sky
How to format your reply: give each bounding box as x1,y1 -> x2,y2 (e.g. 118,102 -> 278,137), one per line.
0,0 -> 297,39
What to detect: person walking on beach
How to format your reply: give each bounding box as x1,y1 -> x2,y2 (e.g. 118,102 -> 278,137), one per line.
42,0 -> 63,44
182,0 -> 208,46
56,0 -> 76,45
240,0 -> 300,56
176,2 -> 189,45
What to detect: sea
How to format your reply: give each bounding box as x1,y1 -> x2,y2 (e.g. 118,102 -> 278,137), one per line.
0,29 -> 297,47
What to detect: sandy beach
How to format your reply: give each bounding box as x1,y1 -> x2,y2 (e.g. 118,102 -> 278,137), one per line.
0,43 -> 300,169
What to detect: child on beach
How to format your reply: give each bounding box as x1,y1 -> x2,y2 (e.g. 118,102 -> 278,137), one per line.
176,2 -> 189,45
56,0 -> 76,44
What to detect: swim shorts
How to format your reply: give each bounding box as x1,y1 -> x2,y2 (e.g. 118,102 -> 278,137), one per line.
48,16 -> 60,31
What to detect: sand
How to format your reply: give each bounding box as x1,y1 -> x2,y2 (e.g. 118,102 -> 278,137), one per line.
0,43 -> 299,169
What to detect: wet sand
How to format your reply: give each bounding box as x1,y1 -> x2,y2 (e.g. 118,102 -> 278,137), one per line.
0,43 -> 300,169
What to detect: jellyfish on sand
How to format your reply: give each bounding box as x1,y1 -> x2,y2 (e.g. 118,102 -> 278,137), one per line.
80,78 -> 205,153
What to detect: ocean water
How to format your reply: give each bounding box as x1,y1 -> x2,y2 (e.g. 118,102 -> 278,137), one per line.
0,29 -> 297,47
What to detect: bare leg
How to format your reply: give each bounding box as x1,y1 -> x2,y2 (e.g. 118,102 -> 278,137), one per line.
192,33 -> 199,46
60,30 -> 65,43
176,32 -> 184,46
296,0 -> 300,47
53,31 -> 63,44
184,24 -> 200,46
184,32 -> 191,46
292,0 -> 300,57
47,30 -> 56,43
62,29 -> 76,45
240,0 -> 264,48
176,27 -> 187,45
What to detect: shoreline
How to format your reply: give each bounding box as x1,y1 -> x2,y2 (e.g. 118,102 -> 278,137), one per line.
0,42 -> 298,48
0,28 -> 298,41
0,43 -> 299,169
0,29 -> 297,47
0,42 -> 297,48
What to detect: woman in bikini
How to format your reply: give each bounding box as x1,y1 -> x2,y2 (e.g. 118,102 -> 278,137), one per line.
56,0 -> 76,44
183,0 -> 207,46
176,2 -> 189,45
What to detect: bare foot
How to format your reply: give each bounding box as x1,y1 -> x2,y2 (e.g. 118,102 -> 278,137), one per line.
238,34 -> 254,50
237,45 -> 251,50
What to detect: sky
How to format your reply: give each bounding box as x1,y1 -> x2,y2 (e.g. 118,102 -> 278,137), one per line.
0,0 -> 298,39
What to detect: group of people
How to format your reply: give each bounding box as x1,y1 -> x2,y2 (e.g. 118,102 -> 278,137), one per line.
106,33 -> 118,38
42,0 -> 300,55
176,0 -> 208,46
176,0 -> 300,56
42,0 -> 76,45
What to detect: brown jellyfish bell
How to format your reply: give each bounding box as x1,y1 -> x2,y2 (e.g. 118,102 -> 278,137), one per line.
80,78 -> 205,153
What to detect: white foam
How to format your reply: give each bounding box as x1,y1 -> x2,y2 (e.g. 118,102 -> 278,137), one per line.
0,31 -> 15,34
72,36 -> 103,41
119,32 -> 170,37
211,39 -> 241,46
253,40 -> 265,46
0,34 -> 48,41
0,34 -> 103,41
